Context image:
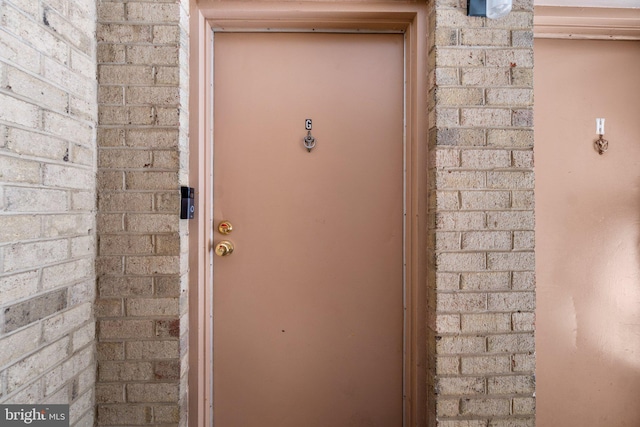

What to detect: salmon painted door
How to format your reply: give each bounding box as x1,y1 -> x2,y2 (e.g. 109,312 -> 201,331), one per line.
212,32 -> 404,427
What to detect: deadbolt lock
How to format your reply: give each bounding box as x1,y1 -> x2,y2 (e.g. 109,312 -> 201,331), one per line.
214,240 -> 234,257
218,221 -> 233,235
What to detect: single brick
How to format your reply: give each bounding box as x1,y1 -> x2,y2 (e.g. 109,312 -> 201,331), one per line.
42,303 -> 93,343
460,191 -> 511,210
487,129 -> 533,148
437,314 -> 461,333
98,276 -> 153,297
460,150 -> 511,169
436,252 -> 486,272
436,212 -> 486,231
436,128 -> 486,147
437,336 -> 486,355
461,67 -> 510,86
97,405 -> 152,425
3,289 -> 67,332
461,272 -> 511,291
461,313 -> 511,333
488,292 -> 535,312
461,397 -> 511,417
487,211 -> 534,230
127,383 -> 179,403
487,375 -> 535,394
437,376 -> 485,395
487,334 -> 534,353
461,355 -> 512,375
99,320 -> 154,339
487,252 -> 534,271
98,361 -> 154,382
438,293 -> 488,315
461,108 -> 512,127
96,383 -> 125,404
125,256 -> 180,275
3,239 -> 68,272
125,340 -> 179,360
436,357 -> 460,375
126,298 -> 179,317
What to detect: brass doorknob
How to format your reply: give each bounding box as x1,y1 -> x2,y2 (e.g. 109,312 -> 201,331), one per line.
218,220 -> 233,235
214,240 -> 234,257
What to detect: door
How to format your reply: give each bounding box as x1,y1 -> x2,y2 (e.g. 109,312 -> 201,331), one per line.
535,39 -> 640,426
212,32 -> 405,426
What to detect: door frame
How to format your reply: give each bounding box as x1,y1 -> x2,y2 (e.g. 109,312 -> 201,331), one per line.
188,2 -> 428,426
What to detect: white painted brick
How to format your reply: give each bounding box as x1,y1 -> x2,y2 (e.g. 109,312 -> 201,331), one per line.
42,258 -> 93,290
42,111 -> 94,146
0,215 -> 41,243
43,214 -> 93,238
462,231 -> 511,250
436,252 -> 486,272
7,128 -> 68,161
42,302 -> 92,343
72,321 -> 96,352
44,164 -> 95,190
0,92 -> 41,128
0,323 -> 41,369
43,57 -> 95,99
5,66 -> 69,112
70,389 -> 93,425
44,346 -> 93,395
5,380 -> 43,403
0,155 -> 41,184
3,239 -> 68,272
71,235 -> 94,258
6,337 -> 69,393
2,4 -> 68,63
512,353 -> 535,372
43,7 -> 92,54
0,269 -> 39,306
5,187 -> 68,213
71,191 -> 96,211
0,29 -> 41,73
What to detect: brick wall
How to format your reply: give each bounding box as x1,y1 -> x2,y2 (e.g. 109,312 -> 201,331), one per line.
427,1 -> 535,426
0,0 -> 97,425
95,0 -> 190,426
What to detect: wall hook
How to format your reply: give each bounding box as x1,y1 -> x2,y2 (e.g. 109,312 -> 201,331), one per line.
594,118 -> 608,155
595,135 -> 608,155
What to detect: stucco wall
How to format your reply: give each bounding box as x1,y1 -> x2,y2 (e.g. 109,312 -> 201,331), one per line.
0,0 -> 97,424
